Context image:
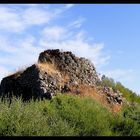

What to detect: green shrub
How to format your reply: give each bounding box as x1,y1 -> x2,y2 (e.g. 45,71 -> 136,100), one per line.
50,95 -> 113,136
0,94 -> 140,136
101,75 -> 140,104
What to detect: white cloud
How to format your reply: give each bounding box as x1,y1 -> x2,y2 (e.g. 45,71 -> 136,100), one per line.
0,36 -> 44,73
68,17 -> 86,28
0,4 -> 73,33
65,4 -> 75,9
100,69 -> 140,94
22,7 -> 52,26
42,26 -> 66,41
40,26 -> 110,68
102,69 -> 134,82
0,7 -> 24,32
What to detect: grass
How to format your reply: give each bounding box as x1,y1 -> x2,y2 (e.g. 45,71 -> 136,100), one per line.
0,94 -> 140,136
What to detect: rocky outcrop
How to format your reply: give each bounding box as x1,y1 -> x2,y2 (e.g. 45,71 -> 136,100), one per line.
0,49 -> 124,105
38,49 -> 99,86
0,49 -> 100,101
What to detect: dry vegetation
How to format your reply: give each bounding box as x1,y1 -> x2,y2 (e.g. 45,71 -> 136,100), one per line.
7,69 -> 24,78
69,84 -> 122,113
6,65 -> 30,78
37,62 -> 60,75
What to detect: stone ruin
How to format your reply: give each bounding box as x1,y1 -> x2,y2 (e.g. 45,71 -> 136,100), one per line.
0,49 -> 124,105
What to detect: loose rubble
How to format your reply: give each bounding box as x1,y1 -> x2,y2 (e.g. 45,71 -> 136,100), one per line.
100,86 -> 124,105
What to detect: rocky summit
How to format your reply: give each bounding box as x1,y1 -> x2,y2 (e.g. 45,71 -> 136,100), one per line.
0,49 -> 124,105
0,49 -> 100,101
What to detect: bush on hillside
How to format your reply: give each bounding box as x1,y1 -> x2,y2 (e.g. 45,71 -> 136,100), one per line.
0,95 -> 139,136
101,75 -> 140,104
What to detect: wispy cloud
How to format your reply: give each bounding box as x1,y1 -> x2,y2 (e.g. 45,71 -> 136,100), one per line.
42,26 -> 66,41
0,7 -> 24,32
0,4 -> 73,33
22,7 -> 52,26
68,17 -> 86,28
65,4 -> 75,9
102,69 -> 135,82
40,25 -> 110,68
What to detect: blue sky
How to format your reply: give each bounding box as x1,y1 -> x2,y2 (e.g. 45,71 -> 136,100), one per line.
0,4 -> 140,94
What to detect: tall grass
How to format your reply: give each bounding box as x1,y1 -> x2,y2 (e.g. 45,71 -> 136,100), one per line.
0,94 -> 140,136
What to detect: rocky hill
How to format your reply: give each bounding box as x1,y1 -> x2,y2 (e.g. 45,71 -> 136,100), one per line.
0,49 -> 124,106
